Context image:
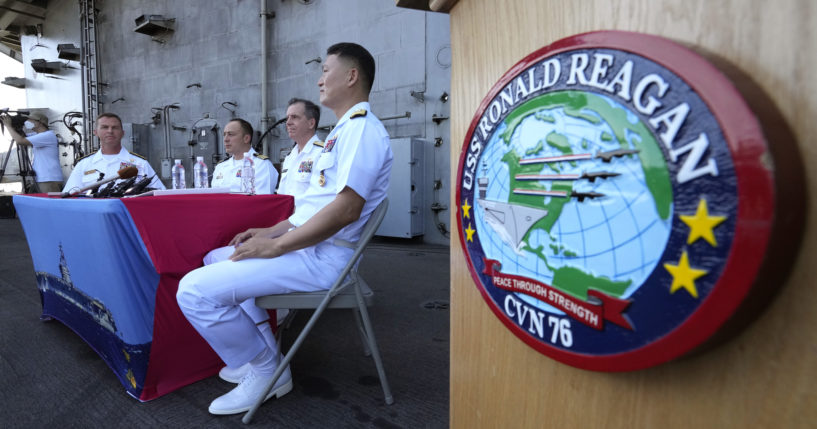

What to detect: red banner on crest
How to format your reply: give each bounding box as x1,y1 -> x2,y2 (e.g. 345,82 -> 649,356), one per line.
483,258 -> 633,330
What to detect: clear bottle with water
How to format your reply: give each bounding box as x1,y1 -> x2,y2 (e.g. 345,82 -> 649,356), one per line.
172,159 -> 186,189
193,156 -> 209,188
240,152 -> 255,194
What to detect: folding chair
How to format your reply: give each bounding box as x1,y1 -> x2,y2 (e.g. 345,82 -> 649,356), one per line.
242,198 -> 393,424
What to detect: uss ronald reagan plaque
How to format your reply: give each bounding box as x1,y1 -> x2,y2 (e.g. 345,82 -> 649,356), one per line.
455,31 -> 781,371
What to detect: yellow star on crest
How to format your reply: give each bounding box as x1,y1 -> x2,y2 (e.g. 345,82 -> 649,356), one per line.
462,199 -> 472,219
680,198 -> 727,246
664,251 -> 707,299
465,223 -> 476,242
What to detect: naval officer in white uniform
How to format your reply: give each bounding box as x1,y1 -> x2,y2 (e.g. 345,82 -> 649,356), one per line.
204,118 -> 283,379
210,118 -> 278,194
206,97 -> 326,383
177,42 -> 393,415
62,113 -> 165,193
278,97 -> 324,198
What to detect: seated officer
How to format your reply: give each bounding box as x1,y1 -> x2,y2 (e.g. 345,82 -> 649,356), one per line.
208,97 -> 324,384
62,113 -> 164,193
278,97 -> 324,198
211,118 -> 278,194
177,42 -> 393,415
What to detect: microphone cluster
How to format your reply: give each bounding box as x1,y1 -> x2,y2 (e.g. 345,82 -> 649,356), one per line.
61,166 -> 139,198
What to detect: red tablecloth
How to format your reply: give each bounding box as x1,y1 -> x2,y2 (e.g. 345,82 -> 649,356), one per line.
120,193 -> 294,399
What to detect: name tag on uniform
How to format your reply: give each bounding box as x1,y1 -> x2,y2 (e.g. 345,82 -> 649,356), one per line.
84,169 -> 99,176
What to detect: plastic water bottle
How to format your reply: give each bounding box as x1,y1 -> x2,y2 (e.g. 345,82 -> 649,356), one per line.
240,152 -> 255,194
172,159 -> 186,189
193,156 -> 209,188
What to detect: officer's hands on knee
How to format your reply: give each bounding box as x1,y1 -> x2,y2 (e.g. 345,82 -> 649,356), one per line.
229,228 -> 259,246
229,236 -> 284,261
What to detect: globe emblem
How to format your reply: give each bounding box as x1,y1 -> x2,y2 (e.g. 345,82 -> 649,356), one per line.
474,90 -> 674,314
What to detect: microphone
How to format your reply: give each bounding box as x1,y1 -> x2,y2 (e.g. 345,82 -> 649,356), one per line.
62,166 -> 139,197
272,117 -> 287,127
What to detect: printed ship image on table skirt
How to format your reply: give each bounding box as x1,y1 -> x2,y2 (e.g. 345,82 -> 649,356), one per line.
35,244 -> 150,398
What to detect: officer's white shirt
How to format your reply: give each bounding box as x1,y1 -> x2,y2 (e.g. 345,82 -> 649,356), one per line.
288,101 -> 393,244
277,134 -> 324,197
210,147 -> 279,194
27,130 -> 63,182
62,146 -> 165,193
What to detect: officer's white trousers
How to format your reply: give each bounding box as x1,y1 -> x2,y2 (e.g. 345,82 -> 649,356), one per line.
177,241 -> 351,367
202,246 -> 270,326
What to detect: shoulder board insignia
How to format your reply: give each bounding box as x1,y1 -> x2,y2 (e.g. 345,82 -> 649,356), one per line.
350,109 -> 367,119
253,153 -> 269,160
217,157 -> 232,164
74,152 -> 94,164
127,150 -> 147,160
313,140 -> 325,148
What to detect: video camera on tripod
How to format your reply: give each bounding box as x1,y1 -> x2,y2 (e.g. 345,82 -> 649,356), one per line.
0,108 -> 30,135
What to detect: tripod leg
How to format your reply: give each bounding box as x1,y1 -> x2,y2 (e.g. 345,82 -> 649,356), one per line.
17,143 -> 40,194
0,140 -> 15,182
25,178 -> 41,194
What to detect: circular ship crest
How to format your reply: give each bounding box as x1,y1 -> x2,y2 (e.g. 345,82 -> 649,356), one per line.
456,31 -> 776,371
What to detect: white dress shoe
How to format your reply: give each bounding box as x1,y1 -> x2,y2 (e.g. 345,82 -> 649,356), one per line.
208,366 -> 293,415
219,362 -> 251,384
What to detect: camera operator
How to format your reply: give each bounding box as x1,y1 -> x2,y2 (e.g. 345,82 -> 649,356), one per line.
1,112 -> 64,192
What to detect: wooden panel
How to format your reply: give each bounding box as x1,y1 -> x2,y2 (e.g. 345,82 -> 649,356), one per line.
448,0 -> 817,427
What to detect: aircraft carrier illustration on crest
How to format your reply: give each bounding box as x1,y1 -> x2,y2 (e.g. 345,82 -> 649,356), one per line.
476,174 -> 549,251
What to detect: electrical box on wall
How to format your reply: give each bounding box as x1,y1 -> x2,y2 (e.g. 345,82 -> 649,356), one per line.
191,124 -> 220,170
377,138 -> 424,238
131,124 -> 151,160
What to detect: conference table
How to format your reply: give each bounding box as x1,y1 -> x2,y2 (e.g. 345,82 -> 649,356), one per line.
12,193 -> 294,401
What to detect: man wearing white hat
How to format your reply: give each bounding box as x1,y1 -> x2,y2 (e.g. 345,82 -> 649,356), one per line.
1,111 -> 63,192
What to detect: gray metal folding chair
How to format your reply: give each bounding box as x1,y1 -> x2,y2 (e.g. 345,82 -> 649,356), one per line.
242,198 -> 394,424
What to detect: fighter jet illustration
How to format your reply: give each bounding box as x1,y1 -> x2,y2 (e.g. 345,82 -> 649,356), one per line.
515,171 -> 620,183
518,148 -> 640,165
595,148 -> 640,163
570,191 -> 606,202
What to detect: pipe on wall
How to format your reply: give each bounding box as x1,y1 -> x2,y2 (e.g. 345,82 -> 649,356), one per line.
162,104 -> 180,159
260,0 -> 269,156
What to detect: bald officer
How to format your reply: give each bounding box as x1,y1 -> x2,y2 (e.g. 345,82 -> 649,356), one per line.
211,118 -> 278,194
177,42 -> 392,415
